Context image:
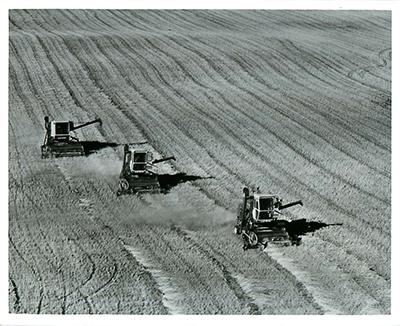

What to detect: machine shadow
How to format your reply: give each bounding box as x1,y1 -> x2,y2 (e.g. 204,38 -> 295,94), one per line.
81,141 -> 119,155
285,219 -> 343,239
158,173 -> 213,193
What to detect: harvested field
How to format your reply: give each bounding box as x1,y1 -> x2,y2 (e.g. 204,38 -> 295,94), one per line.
8,9 -> 391,314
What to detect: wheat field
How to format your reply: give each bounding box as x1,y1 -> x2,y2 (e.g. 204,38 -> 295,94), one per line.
9,9 -> 391,314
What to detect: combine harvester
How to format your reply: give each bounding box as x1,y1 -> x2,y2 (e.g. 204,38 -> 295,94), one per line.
41,116 -> 102,158
117,144 -> 175,196
235,187 -> 303,250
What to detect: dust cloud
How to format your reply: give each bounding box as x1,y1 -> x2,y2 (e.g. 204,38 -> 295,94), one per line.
64,154 -> 122,178
117,184 -> 234,230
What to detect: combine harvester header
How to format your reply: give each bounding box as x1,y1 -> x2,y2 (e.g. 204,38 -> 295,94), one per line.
41,116 -> 102,158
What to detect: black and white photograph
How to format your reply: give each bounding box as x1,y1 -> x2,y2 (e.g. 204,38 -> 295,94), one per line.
2,0 -> 398,324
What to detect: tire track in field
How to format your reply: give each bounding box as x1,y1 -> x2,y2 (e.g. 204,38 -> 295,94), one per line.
277,39 -> 390,117
306,42 -> 391,89
378,48 -> 391,68
348,47 -> 391,80
304,39 -> 391,90
33,170 -> 134,313
8,237 -> 43,313
325,47 -> 391,94
9,227 -> 45,314
65,228 -> 118,307
9,277 -> 21,312
279,30 -> 390,95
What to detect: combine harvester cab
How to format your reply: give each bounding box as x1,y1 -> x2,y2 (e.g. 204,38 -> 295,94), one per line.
234,187 -> 303,250
117,144 -> 175,196
41,116 -> 102,158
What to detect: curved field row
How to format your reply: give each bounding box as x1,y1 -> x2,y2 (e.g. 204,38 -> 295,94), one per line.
9,9 -> 391,314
